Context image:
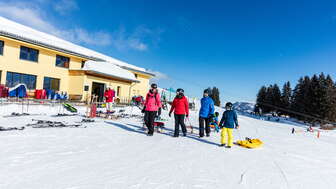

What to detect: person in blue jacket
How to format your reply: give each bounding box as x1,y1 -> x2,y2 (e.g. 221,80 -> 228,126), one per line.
219,102 -> 239,148
199,89 -> 215,137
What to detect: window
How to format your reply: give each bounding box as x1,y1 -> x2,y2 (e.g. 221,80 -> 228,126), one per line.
6,72 -> 36,89
56,55 -> 70,68
43,77 -> 60,91
20,46 -> 39,62
0,40 -> 4,55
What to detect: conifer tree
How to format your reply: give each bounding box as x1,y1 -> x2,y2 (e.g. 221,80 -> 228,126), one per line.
256,86 -> 267,113
272,84 -> 282,112
211,87 -> 221,106
280,81 -> 292,114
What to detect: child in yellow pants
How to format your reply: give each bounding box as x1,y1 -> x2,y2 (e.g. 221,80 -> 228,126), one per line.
219,102 -> 239,148
221,128 -> 234,147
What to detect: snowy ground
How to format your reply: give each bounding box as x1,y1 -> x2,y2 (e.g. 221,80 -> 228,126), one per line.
0,103 -> 335,189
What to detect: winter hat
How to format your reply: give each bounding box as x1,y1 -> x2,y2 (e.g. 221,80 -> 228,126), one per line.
151,83 -> 158,89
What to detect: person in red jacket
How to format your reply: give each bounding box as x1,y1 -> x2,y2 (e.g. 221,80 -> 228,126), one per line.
104,87 -> 115,112
169,88 -> 189,137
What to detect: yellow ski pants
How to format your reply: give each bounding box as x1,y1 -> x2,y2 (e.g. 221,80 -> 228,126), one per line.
221,128 -> 233,147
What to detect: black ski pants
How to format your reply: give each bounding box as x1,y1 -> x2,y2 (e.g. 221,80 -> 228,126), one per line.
199,117 -> 211,137
174,114 -> 187,136
144,111 -> 157,134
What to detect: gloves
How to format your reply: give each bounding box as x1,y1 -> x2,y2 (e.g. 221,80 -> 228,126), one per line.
186,114 -> 189,118
169,112 -> 172,117
141,106 -> 146,113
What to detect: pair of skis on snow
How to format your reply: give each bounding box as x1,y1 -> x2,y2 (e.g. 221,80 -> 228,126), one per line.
26,119 -> 84,128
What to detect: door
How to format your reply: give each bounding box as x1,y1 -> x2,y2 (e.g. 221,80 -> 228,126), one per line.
92,82 -> 105,102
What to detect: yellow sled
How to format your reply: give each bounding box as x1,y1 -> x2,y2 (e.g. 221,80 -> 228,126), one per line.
236,138 -> 263,149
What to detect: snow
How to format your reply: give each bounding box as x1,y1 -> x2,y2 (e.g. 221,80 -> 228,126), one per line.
0,103 -> 336,189
234,102 -> 255,113
0,16 -> 148,73
81,60 -> 138,82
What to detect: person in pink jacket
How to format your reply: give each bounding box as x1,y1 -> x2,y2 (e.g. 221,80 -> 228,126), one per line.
142,83 -> 162,136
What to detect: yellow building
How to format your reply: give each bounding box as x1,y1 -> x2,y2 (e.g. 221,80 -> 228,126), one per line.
0,16 -> 154,102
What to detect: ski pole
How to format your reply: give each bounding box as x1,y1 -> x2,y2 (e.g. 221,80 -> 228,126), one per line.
186,117 -> 193,134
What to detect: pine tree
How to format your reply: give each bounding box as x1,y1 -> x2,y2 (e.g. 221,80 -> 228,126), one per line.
280,81 -> 292,115
325,75 -> 336,122
306,74 -> 320,122
211,87 -> 221,106
256,86 -> 267,113
263,85 -> 274,113
272,84 -> 282,112
314,73 -> 336,123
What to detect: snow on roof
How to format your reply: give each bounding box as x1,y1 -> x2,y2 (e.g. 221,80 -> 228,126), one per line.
82,60 -> 138,82
0,16 -> 147,73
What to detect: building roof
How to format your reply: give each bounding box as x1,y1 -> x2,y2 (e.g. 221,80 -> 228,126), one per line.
81,60 -> 139,82
0,16 -> 154,76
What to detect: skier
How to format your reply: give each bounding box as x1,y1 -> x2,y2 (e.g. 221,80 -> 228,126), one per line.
219,102 -> 239,148
104,87 -> 115,113
210,112 -> 220,132
169,88 -> 189,137
142,83 -> 162,136
199,89 -> 215,137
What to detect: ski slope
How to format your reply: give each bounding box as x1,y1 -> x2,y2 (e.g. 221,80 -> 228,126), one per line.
0,104 -> 335,189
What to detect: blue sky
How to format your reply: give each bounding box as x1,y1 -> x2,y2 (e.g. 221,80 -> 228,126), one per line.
1,0 -> 336,103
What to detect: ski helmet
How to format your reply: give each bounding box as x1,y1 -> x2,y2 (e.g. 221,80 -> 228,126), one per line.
151,83 -> 158,89
176,88 -> 184,94
225,102 -> 233,110
203,89 -> 210,94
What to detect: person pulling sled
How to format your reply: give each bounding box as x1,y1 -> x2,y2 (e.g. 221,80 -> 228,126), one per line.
219,102 -> 239,148
142,83 -> 162,136
169,88 -> 189,137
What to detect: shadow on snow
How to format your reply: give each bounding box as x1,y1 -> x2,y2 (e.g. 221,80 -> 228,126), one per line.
105,121 -> 219,147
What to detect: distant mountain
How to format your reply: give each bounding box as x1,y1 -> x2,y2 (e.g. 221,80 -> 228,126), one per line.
233,102 -> 255,113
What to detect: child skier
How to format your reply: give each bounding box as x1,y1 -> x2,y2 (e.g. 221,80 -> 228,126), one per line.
219,102 -> 239,148
169,88 -> 189,137
210,112 -> 220,132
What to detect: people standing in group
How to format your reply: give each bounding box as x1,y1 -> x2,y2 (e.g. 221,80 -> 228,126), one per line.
104,87 -> 115,113
199,89 -> 215,137
142,83 -> 162,136
219,102 -> 239,148
169,88 -> 189,137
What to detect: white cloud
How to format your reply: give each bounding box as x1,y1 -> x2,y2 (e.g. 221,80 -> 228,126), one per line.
0,2 -> 55,32
53,0 -> 78,15
0,2 -> 111,46
111,26 -> 163,51
148,70 -> 169,80
0,1 -> 162,50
